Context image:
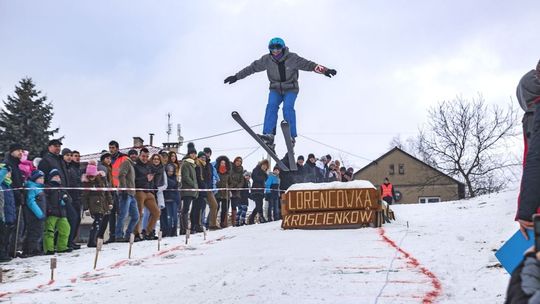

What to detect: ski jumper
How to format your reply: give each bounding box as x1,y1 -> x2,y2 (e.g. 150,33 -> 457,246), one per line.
234,47 -> 323,138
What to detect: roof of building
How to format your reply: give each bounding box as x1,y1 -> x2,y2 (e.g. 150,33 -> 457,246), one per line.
354,146 -> 465,186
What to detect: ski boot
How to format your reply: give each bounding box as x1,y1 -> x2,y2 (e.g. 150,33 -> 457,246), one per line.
258,134 -> 276,152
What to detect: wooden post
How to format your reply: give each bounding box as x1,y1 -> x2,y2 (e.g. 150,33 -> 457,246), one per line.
185,222 -> 191,245
50,257 -> 57,281
93,238 -> 103,269
157,231 -> 163,251
128,233 -> 135,259
0,267 -> 3,283
203,226 -> 207,241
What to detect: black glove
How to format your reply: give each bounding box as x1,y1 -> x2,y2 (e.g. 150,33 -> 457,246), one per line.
224,75 -> 238,84
324,69 -> 337,78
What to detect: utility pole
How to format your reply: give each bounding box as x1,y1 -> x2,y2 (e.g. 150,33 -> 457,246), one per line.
166,113 -> 172,143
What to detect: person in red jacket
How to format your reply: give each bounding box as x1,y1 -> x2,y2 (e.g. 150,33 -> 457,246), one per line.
380,177 -> 396,205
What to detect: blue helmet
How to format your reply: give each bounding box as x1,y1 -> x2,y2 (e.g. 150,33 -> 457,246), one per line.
268,37 -> 285,50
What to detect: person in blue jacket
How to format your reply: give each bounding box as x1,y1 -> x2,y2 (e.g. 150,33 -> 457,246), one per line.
225,37 -> 337,146
22,170 -> 46,257
0,163 -> 15,261
265,166 -> 281,221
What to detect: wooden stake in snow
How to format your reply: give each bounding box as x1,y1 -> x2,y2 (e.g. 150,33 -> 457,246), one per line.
0,267 -> 3,283
203,226 -> 207,241
50,257 -> 57,281
185,222 -> 191,245
128,233 -> 135,259
158,230 -> 163,251
93,238 -> 103,269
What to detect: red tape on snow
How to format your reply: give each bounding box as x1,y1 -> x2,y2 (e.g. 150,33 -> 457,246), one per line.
378,228 -> 442,303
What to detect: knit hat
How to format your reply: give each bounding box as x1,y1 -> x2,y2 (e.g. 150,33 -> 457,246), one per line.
61,148 -> 72,156
86,161 -> 98,176
128,149 -> 138,156
308,153 -> 315,160
297,155 -> 304,161
273,165 -> 280,171
197,151 -> 206,158
9,143 -> 23,153
100,151 -> 112,162
187,146 -> 197,155
243,170 -> 251,177
203,147 -> 212,154
325,154 -> 332,161
166,163 -> 176,172
30,170 -> 45,182
48,169 -> 61,180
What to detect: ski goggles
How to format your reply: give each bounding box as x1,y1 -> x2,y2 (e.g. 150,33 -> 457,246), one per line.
269,44 -> 284,51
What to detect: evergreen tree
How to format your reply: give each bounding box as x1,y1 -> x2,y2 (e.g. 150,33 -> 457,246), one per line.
0,77 -> 59,158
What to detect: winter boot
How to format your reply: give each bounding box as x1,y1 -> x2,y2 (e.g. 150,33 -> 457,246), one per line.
231,210 -> 237,227
248,213 -> 255,225
258,134 -> 275,146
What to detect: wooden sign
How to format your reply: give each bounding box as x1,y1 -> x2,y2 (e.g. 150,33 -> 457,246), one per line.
281,181 -> 382,230
282,210 -> 375,229
283,188 -> 380,213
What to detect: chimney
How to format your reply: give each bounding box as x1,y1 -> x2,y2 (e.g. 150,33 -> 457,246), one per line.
133,137 -> 144,148
162,142 -> 179,153
149,133 -> 155,146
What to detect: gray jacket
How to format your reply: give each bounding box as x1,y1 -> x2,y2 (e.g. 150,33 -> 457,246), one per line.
517,70 -> 540,113
235,47 -> 318,93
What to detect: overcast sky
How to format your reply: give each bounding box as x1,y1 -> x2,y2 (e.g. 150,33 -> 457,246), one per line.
0,0 -> 538,171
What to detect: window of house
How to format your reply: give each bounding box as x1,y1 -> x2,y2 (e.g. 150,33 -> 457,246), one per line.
398,164 -> 405,175
418,197 -> 441,204
389,164 -> 395,175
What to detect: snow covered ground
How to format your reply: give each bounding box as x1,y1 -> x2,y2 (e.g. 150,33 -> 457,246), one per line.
0,188 -> 519,303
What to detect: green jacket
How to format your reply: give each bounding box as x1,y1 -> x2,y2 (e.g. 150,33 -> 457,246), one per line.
181,158 -> 198,199
229,164 -> 244,199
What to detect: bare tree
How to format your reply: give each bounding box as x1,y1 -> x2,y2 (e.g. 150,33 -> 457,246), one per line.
416,94 -> 519,197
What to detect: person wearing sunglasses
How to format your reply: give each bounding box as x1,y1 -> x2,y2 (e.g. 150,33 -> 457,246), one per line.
224,37 -> 337,146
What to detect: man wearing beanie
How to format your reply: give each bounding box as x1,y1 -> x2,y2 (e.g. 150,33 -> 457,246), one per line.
303,153 -> 318,183
61,148 -> 82,250
204,147 -> 220,230
22,170 -> 46,257
180,147 -> 198,234
3,143 -> 25,256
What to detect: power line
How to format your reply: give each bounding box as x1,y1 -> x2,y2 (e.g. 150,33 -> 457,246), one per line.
184,124 -> 262,143
243,146 -> 261,160
298,134 -> 374,162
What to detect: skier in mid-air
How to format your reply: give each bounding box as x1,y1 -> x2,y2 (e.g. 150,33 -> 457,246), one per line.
224,37 -> 337,147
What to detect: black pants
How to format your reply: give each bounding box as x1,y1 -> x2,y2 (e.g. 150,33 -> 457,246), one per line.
0,221 -> 14,259
67,201 -> 81,245
88,214 -> 110,247
108,193 -> 119,240
22,208 -> 44,254
191,196 -> 206,230
249,197 -> 265,224
217,198 -> 229,226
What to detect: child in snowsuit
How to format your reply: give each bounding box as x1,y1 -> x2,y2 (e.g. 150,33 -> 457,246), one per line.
0,164 -> 15,262
44,169 -> 72,254
23,170 -> 46,257
81,161 -> 113,247
236,171 -> 251,226
265,166 -> 281,221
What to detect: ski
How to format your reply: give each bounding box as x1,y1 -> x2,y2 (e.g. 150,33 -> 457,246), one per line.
280,120 -> 297,171
231,111 -> 290,172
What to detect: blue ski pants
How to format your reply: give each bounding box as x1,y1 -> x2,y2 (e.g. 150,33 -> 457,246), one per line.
263,90 -> 298,138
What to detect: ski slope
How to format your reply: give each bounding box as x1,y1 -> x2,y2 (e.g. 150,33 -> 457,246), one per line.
0,188 -> 519,303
